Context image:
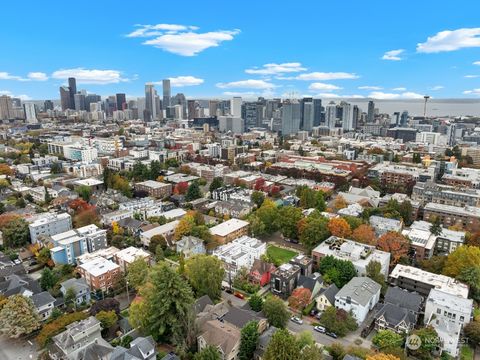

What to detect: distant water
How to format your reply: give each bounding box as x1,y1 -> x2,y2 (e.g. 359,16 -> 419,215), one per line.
329,98 -> 480,117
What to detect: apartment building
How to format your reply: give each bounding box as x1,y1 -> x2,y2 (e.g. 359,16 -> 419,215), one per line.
423,202 -> 480,228
442,167 -> 480,189
209,218 -> 249,244
368,162 -> 436,186
77,257 -> 121,291
114,246 -> 151,272
134,180 -> 172,198
28,212 -> 72,244
412,181 -> 480,207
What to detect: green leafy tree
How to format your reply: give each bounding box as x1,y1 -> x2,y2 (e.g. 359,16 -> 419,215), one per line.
44,186 -> 53,204
372,330 -> 404,350
264,329 -> 300,360
254,199 -> 280,235
185,255 -> 224,300
366,261 -> 386,293
399,200 -> 413,225
299,344 -> 324,360
37,247 -> 51,266
194,345 -> 221,360
464,321 -> 480,346
95,310 -> 117,329
407,326 -> 439,360
248,293 -> 263,312
185,181 -> 202,201
263,296 -> 290,328
429,216 -> 442,236
76,185 -> 92,202
298,213 -> 330,250
248,214 -> 267,237
318,255 -> 357,288
209,177 -> 224,193
251,191 -> 265,208
64,287 -> 77,307
0,295 -> 41,338
2,218 -> 30,248
148,234 -> 167,253
126,257 -> 149,290
457,266 -> 480,301
443,245 -> 480,278
130,262 -> 194,342
239,321 -> 259,360
40,267 -> 58,290
318,307 -> 357,337
299,187 -> 317,209
315,191 -> 326,212
278,206 -> 303,239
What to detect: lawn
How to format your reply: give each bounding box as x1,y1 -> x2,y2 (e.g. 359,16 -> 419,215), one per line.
266,245 -> 298,266
460,345 -> 474,360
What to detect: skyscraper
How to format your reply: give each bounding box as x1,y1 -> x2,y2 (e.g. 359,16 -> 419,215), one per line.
162,79 -> 171,109
187,100 -> 197,119
60,86 -> 71,110
145,83 -> 157,121
68,77 -> 77,109
0,95 -> 13,120
44,100 -> 54,111
367,100 -> 375,123
341,102 -> 354,131
393,112 -> 400,126
281,100 -> 301,136
23,103 -> 38,124
301,97 -> 314,131
313,99 -> 322,127
74,93 -> 86,111
209,100 -> 219,117
325,101 -> 337,129
230,97 -> 242,117
116,93 -> 126,111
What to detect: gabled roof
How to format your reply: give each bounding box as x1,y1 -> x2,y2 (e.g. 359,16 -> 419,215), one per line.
221,306 -> 265,329
384,287 -> 423,313
73,339 -> 114,360
298,274 -> 323,293
60,278 -> 90,294
250,259 -> 276,275
31,291 -> 55,308
318,284 -> 339,304
193,295 -> 214,315
0,274 -> 41,297
375,303 -> 416,328
335,277 -> 381,306
199,320 -> 241,356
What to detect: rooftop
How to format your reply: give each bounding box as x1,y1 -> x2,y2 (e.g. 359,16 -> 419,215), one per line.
79,257 -> 120,277
210,218 -> 249,237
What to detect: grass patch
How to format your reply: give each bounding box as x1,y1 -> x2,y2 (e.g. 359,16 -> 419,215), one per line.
460,345 -> 474,360
266,245 -> 298,266
120,309 -> 129,318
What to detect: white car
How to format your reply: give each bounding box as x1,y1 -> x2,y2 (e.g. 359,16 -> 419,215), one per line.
313,325 -> 326,333
290,316 -> 303,325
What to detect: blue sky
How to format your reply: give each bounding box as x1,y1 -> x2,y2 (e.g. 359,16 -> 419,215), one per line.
1,0 -> 480,100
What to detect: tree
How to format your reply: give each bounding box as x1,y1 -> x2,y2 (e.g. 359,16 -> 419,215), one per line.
288,288 -> 312,313
418,255 -> 446,274
194,346 -> 221,360
89,298 -> 120,316
372,330 -> 404,350
251,191 -> 265,208
278,206 -> 303,239
333,195 -> 347,210
407,326 -> 439,360
95,310 -> 117,329
130,262 -> 194,342
327,218 -> 352,238
443,245 -> 480,278
318,307 -> 357,337
342,215 -> 364,230
377,232 -> 410,265
73,207 -> 99,228
315,191 -> 326,212
76,185 -> 92,202
37,246 -> 52,266
429,216 -> 442,236
174,213 -> 195,240
263,329 -> 300,360
352,224 -> 377,245
263,296 -> 290,328
175,181 -> 189,195
367,355 -> 401,360
327,343 -> 346,360
318,255 -> 356,288
366,261 -> 386,293
0,163 -> 14,176
1,218 -> 30,248
254,199 -> 280,235
185,255 -> 224,300
209,177 -> 224,193
64,287 -> 76,307
148,234 -> 167,253
186,181 -> 202,201
126,257 -> 149,290
298,213 -> 330,251
0,295 -> 40,338
299,187 -> 317,209
248,293 -> 263,312
40,267 -> 58,290
399,201 -> 413,226
239,321 -> 259,360
464,321 -> 480,346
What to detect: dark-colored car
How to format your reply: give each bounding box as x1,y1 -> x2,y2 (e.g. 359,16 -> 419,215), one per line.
326,332 -> 338,339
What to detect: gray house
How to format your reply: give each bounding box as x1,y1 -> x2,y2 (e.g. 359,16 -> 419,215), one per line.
110,336 -> 157,360
60,278 -> 91,305
176,236 -> 206,258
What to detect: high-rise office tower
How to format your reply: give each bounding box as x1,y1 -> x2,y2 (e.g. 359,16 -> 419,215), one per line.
400,111 -> 409,127
187,100 -> 197,119
341,102 -> 354,131
60,86 -> 71,110
74,93 -> 86,111
352,105 -> 359,130
44,100 -> 54,111
23,103 -> 38,124
301,98 -> 314,131
281,100 -> 301,136
313,99 -> 322,127
325,101 -> 337,129
137,97 -> 146,120
367,100 -> 375,123
162,79 -> 171,109
393,112 -> 400,126
241,102 -> 259,129
209,100 -> 219,117
173,93 -> 187,119
145,83 -> 157,121
85,94 -> 101,111
0,95 -> 13,120
230,97 -> 242,117
68,77 -> 77,109
116,93 -> 126,111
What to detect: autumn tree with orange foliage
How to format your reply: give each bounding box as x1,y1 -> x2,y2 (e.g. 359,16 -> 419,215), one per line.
333,195 -> 347,210
288,287 -> 312,313
377,231 -> 410,265
328,217 -> 352,238
366,354 -> 400,360
0,164 -> 14,176
352,224 -> 377,245
74,207 -> 99,228
0,213 -> 20,229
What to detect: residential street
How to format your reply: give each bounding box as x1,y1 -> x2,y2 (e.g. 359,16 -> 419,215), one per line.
0,336 -> 38,360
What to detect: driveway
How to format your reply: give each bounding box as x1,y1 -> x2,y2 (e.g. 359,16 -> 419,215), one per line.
0,336 -> 38,360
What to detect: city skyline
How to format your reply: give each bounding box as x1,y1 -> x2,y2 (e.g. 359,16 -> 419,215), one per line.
1,1 -> 480,101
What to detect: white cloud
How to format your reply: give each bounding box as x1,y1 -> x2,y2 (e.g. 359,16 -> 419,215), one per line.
166,76 -> 204,87
216,79 -> 275,89
128,24 -> 240,56
290,72 -> 359,81
311,93 -> 364,99
245,62 -> 306,75
52,68 -> 129,84
308,82 -> 341,91
358,85 -> 382,90
382,49 -> 405,61
463,89 -> 480,96
430,85 -> 444,91
27,72 -> 48,81
368,91 -> 424,99
417,28 -> 480,53
473,61 -> 480,66
0,72 -> 24,81
392,87 -> 407,91
465,75 -> 479,78
0,90 -> 31,100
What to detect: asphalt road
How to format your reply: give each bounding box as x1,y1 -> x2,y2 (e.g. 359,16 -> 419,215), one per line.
0,336 -> 38,360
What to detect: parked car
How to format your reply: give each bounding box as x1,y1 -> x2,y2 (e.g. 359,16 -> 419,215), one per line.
313,326 -> 326,333
310,309 -> 319,317
290,316 -> 303,325
290,238 -> 299,244
326,332 -> 338,339
234,292 -> 245,299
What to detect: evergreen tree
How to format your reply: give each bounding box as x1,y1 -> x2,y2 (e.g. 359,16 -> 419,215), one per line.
239,321 -> 259,360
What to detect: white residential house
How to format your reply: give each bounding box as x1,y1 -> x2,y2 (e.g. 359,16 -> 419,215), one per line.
335,277 -> 381,324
